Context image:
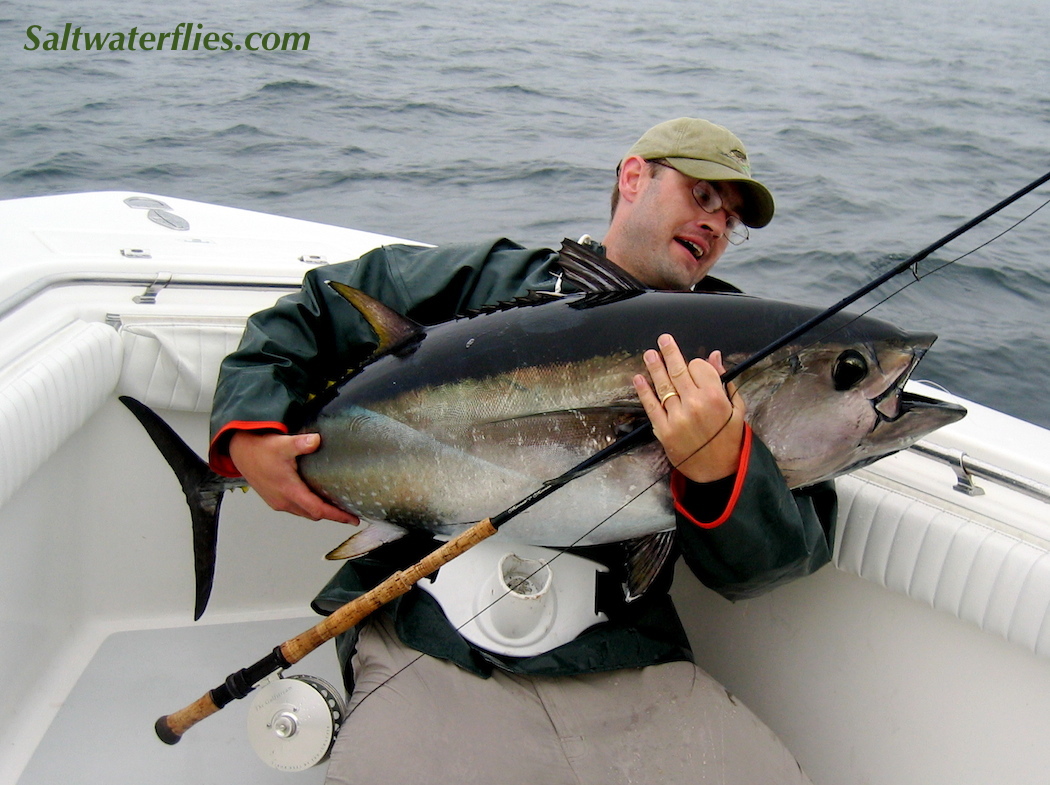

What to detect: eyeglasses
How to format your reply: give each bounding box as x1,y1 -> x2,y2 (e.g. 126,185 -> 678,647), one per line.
651,160 -> 749,245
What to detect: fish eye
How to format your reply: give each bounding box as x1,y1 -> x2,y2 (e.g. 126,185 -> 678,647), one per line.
832,349 -> 869,391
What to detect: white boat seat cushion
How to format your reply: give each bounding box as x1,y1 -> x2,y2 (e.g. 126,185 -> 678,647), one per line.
0,320 -> 122,507
835,474 -> 1050,658
116,315 -> 246,413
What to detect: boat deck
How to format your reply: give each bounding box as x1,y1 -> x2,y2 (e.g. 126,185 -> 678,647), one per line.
17,616 -> 343,784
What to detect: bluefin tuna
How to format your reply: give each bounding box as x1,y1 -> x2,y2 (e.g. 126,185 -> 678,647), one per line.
121,283 -> 965,618
303,285 -> 963,550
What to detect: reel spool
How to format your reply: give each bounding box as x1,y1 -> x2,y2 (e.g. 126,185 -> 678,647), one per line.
247,674 -> 347,771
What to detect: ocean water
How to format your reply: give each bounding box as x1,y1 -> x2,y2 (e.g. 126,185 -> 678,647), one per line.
2,0 -> 1049,427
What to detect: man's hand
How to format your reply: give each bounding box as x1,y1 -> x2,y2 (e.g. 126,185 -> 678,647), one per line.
228,431 -> 359,523
633,334 -> 746,483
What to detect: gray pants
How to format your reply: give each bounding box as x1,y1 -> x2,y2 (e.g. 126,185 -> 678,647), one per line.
325,617 -> 812,785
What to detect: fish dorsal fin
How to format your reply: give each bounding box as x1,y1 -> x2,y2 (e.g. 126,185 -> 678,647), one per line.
458,290 -> 560,318
328,281 -> 426,357
622,530 -> 677,601
557,238 -> 648,293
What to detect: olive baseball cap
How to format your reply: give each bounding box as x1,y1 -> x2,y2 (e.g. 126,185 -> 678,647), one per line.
622,118 -> 775,228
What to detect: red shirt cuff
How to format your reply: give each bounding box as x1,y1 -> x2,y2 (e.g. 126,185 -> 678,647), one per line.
670,423 -> 753,529
208,420 -> 289,477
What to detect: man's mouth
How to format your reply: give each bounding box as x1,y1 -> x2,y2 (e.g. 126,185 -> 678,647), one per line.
676,238 -> 705,261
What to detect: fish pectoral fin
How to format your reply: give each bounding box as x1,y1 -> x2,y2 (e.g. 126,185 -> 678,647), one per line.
468,406 -> 647,449
327,281 -> 426,358
325,519 -> 409,560
622,530 -> 677,602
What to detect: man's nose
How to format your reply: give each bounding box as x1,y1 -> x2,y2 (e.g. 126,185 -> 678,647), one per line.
696,208 -> 729,238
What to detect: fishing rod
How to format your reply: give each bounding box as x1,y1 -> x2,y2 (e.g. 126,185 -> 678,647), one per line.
153,424 -> 656,744
720,168 -> 1050,385
156,167 -> 1049,745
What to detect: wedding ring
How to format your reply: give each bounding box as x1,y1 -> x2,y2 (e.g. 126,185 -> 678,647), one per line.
659,389 -> 679,405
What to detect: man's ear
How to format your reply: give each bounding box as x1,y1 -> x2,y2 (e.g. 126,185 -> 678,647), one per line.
617,155 -> 649,205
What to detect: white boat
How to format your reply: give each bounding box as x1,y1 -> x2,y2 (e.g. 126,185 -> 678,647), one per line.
2,191 -> 1048,785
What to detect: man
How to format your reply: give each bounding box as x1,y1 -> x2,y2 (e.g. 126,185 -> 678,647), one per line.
209,118 -> 833,784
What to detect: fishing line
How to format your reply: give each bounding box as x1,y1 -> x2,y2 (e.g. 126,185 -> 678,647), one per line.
904,193 -> 1050,282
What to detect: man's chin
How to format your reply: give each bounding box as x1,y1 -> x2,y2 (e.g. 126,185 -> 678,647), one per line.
670,246 -> 716,289
665,263 -> 708,292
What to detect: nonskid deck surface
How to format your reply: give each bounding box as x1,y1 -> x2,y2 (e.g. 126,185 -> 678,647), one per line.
19,616 -> 344,785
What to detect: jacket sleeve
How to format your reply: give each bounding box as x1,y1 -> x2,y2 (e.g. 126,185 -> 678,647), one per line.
208,239 -> 556,475
672,427 -> 837,601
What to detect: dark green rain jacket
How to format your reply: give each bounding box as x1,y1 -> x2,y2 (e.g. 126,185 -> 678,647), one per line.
209,239 -> 836,681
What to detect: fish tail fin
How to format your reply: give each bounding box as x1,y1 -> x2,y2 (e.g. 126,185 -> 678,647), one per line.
119,396 -> 231,620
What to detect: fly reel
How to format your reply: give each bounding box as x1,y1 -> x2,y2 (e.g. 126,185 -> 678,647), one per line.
246,674 -> 347,771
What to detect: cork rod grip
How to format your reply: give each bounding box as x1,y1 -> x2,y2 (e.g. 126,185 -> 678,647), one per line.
155,693 -> 221,744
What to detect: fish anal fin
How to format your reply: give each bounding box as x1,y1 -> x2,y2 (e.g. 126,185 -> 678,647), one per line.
325,519 -> 409,560
327,281 -> 425,357
622,530 -> 677,602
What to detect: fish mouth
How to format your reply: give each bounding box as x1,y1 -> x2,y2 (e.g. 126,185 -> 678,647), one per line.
870,344 -> 966,430
871,347 -> 926,423
895,389 -> 968,422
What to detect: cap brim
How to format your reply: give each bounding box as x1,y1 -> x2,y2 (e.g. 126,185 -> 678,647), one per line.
664,157 -> 775,228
